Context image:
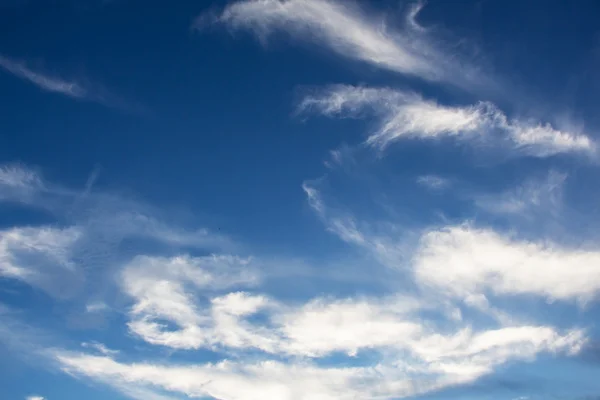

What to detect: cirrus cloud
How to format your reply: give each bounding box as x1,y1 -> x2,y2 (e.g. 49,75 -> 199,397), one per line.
299,85 -> 596,157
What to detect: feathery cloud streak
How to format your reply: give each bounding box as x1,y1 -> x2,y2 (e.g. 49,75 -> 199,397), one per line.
0,55 -> 86,98
0,55 -> 139,111
299,85 -> 595,157
204,0 -> 490,91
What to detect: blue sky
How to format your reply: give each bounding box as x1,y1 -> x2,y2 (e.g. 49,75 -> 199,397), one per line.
2,0 -> 600,399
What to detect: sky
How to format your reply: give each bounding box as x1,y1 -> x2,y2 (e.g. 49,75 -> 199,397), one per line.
2,0 -> 600,399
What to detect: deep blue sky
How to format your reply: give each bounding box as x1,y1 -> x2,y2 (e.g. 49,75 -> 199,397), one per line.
2,1 -> 600,400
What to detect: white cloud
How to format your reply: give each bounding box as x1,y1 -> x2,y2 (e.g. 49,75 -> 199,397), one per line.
117,249 -> 585,394
474,171 -> 566,216
122,254 -> 260,350
55,323 -> 583,400
417,175 -> 451,190
414,225 -> 600,303
205,0 -> 488,91
85,301 -> 109,313
276,295 -> 426,357
299,85 -> 595,157
0,164 -> 45,204
0,162 -> 236,301
302,180 -> 409,270
508,122 -> 594,157
303,179 -> 600,308
81,341 -> 119,356
57,353 -> 376,400
0,55 -> 86,98
0,55 -> 138,111
0,164 -> 42,190
26,396 -> 45,400
406,0 -> 427,32
0,225 -> 81,282
123,259 -> 432,357
2,164 -> 595,400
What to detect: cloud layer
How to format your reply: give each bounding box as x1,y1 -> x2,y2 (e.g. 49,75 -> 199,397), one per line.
3,1 -> 600,400
0,161 -> 593,400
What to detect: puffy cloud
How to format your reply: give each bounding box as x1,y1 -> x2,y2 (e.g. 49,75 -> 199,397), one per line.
299,85 -> 595,157
414,225 -> 600,303
122,254 -> 260,350
276,296 -> 424,357
113,249 -> 584,400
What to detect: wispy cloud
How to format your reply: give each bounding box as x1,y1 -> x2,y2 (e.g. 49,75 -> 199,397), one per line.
202,0 -> 490,92
85,301 -> 109,313
81,341 -> 119,356
0,163 -> 235,301
473,171 -> 566,216
304,176 -> 600,305
0,55 -> 86,98
0,226 -> 84,297
2,163 -> 596,400
417,175 -> 452,191
0,164 -> 43,190
26,396 -> 45,400
53,256 -> 584,398
299,85 -> 596,157
0,163 -> 46,205
0,54 -> 140,111
55,325 -> 582,400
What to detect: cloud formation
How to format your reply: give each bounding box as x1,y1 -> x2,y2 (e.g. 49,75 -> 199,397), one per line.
299,85 -> 595,157
473,171 -> 566,216
3,1 -> 599,399
0,226 -> 84,297
0,55 -> 138,111
55,327 -> 582,400
0,55 -> 86,98
416,174 -> 451,191
0,162 -> 595,400
81,341 -> 119,356
0,164 -> 234,299
414,225 -> 600,303
204,0 -> 489,91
